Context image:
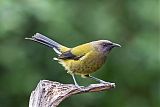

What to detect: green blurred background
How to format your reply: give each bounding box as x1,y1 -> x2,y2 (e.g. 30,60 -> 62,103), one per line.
0,0 -> 159,107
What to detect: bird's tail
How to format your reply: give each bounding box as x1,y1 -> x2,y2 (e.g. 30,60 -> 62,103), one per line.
25,33 -> 69,55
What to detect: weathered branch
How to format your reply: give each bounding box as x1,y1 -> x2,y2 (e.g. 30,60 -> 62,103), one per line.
29,80 -> 116,107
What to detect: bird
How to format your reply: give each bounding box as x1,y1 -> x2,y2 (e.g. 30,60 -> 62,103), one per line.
25,33 -> 121,87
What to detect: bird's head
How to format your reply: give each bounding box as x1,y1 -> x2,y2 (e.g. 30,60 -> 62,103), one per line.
91,40 -> 121,54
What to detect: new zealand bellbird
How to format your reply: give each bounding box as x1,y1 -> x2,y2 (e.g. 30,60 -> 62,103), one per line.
26,33 -> 121,87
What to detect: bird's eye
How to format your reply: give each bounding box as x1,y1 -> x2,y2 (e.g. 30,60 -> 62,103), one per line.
102,43 -> 112,47
102,43 -> 107,47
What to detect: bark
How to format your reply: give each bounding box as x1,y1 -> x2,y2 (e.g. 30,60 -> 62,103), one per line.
29,80 -> 115,107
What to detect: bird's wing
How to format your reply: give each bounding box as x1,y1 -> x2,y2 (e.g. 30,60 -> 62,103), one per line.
58,43 -> 93,60
58,50 -> 84,60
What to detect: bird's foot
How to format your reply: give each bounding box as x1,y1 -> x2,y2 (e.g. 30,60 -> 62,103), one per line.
74,83 -> 84,89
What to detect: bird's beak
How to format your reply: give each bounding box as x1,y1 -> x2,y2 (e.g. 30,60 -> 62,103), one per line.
112,43 -> 121,47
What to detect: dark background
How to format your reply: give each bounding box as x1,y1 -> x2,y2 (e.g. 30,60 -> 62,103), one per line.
0,0 -> 159,107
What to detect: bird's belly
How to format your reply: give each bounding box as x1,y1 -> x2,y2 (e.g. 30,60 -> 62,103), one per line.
60,55 -> 106,75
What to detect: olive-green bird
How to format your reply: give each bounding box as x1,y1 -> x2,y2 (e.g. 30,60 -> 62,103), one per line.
26,33 -> 121,87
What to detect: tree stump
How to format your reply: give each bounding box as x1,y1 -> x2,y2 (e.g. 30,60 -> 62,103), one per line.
29,80 -> 115,107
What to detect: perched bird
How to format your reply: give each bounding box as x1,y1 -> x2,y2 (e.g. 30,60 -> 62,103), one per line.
25,33 -> 121,87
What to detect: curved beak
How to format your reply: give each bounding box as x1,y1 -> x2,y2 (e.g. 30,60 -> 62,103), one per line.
112,43 -> 121,47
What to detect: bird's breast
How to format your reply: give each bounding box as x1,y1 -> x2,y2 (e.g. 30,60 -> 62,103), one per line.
59,51 -> 106,75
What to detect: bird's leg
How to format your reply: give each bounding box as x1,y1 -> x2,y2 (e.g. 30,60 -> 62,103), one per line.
71,74 -> 80,87
85,75 -> 110,84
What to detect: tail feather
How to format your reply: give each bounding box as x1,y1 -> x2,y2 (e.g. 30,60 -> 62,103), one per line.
25,33 -> 62,54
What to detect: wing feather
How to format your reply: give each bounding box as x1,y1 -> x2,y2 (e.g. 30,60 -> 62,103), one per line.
58,50 -> 84,60
58,43 -> 93,60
